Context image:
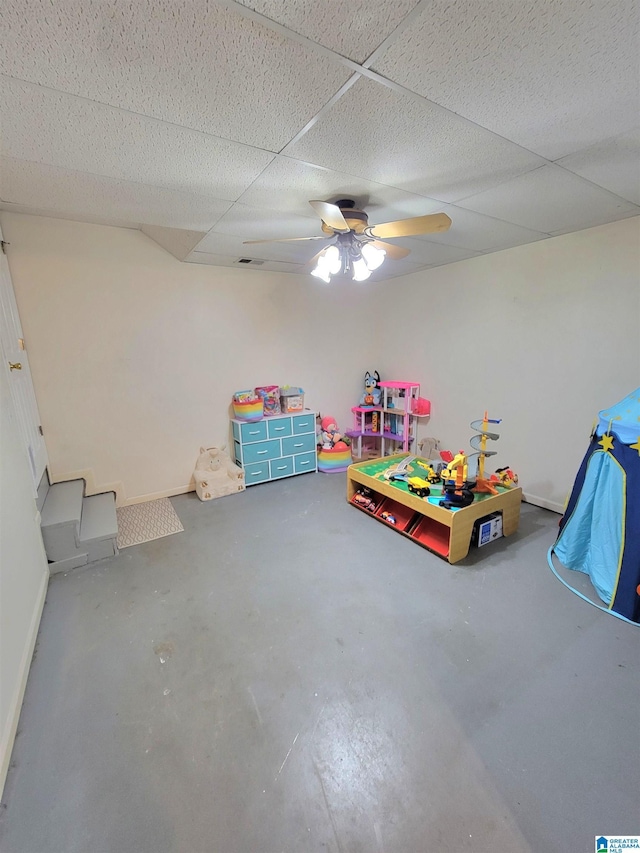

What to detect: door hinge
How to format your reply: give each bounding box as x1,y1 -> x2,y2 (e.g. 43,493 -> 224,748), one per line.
0,240 -> 8,254
38,425 -> 44,436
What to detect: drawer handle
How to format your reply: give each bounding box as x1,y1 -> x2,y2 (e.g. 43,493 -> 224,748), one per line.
250,471 -> 262,477
249,430 -> 260,435
274,426 -> 285,431
275,465 -> 287,470
294,443 -> 303,447
299,461 -> 310,466
297,421 -> 310,427
257,450 -> 268,455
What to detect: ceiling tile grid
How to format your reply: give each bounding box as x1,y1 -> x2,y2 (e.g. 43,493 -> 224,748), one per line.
457,165 -> 639,234
233,0 -> 421,63
0,78 -> 275,203
0,0 -> 352,151
0,157 -> 233,231
0,0 -> 638,280
370,0 -> 640,161
556,129 -> 640,206
283,77 -> 547,202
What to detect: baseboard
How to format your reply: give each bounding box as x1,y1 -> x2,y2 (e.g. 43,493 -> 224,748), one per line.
121,484 -> 195,506
522,492 -> 563,514
0,568 -> 48,800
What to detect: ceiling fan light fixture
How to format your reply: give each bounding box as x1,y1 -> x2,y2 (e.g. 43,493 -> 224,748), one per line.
311,263 -> 332,283
351,256 -> 372,282
323,244 -> 342,275
360,242 -> 386,271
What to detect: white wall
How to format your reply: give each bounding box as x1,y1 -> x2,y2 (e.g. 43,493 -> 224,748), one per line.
378,216 -> 640,510
0,361 -> 49,797
2,212 -> 638,510
0,213 -> 378,503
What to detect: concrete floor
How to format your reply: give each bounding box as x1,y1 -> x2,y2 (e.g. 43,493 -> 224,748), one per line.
1,473 -> 638,853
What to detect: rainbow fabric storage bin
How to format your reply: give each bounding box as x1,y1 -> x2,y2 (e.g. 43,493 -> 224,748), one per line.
317,447 -> 352,473
232,391 -> 264,422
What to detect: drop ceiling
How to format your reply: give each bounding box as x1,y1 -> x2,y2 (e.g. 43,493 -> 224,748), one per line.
0,0 -> 638,280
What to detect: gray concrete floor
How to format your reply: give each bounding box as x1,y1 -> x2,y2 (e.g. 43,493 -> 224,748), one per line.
1,473 -> 638,853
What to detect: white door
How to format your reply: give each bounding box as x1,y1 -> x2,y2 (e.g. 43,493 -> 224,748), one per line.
0,224 -> 48,491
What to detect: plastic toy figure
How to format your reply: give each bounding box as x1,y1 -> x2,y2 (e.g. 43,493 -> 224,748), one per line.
360,370 -> 382,407
380,511 -> 397,525
490,467 -> 519,488
320,416 -> 344,450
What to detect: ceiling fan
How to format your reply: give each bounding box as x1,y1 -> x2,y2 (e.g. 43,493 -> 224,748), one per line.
243,199 -> 452,282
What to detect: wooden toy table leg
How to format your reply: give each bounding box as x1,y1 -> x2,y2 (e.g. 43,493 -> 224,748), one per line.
448,513 -> 478,563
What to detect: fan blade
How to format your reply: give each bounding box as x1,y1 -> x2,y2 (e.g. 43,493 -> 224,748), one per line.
309,200 -> 350,233
371,240 -> 411,260
243,236 -> 328,245
370,213 -> 452,239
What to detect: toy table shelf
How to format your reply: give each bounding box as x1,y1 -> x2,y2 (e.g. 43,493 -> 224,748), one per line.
346,454 -> 522,564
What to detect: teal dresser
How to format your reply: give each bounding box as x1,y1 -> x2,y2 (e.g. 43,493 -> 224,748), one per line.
231,410 -> 317,486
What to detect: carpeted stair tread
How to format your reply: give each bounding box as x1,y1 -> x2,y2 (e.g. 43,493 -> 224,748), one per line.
79,493 -> 118,543
40,480 -> 83,529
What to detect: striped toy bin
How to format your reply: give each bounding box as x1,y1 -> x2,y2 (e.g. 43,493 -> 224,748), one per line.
232,394 -> 264,422
318,446 -> 352,473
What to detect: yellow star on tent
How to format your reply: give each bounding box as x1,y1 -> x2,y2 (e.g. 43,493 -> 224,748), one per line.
598,433 -> 614,452
630,437 -> 640,456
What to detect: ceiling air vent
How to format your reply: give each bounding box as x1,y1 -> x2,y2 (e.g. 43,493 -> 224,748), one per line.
236,258 -> 264,265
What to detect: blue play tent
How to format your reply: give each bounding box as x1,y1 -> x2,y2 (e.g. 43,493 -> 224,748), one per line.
550,388 -> 640,624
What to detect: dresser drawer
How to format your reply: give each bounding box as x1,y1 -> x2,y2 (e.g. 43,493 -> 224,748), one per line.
244,461 -> 270,484
282,432 -> 316,456
242,438 -> 281,465
294,451 -> 316,474
267,418 -> 292,439
270,456 -> 294,479
240,420 -> 268,443
292,414 -> 315,434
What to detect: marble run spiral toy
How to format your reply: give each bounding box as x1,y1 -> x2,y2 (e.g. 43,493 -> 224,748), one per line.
469,411 -> 502,494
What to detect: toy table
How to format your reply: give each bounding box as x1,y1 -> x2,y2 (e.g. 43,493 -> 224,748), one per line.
346,454 -> 522,563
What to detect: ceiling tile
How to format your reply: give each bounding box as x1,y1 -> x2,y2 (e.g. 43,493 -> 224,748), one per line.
234,0 -> 420,63
0,1 -> 351,151
284,77 -> 545,202
188,251 -> 303,274
1,79 -> 274,201
237,155 -> 443,222
371,0 -> 640,160
556,130 -> 640,206
210,203 -> 327,241
195,229 -> 325,265
385,237 -> 482,267
0,158 -> 232,230
457,165 -> 639,233
413,205 -> 548,252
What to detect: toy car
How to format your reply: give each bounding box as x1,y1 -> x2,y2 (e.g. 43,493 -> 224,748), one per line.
407,477 -> 431,498
353,490 -> 377,511
380,511 -> 397,524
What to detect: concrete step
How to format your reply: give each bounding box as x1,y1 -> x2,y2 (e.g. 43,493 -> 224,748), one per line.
48,552 -> 89,575
79,493 -> 118,544
79,493 -> 119,562
40,480 -> 85,563
40,479 -> 84,529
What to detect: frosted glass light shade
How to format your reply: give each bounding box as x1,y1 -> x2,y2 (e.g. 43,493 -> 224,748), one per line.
361,242 -> 386,270
351,257 -> 371,281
